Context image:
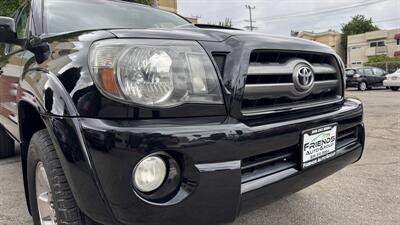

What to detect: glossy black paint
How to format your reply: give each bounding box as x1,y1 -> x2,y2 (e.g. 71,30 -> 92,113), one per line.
0,1 -> 365,225
76,98 -> 363,225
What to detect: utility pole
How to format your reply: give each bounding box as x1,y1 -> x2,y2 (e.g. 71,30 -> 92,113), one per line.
151,0 -> 158,8
245,5 -> 256,31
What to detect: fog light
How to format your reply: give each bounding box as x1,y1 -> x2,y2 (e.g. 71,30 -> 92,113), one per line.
133,156 -> 167,193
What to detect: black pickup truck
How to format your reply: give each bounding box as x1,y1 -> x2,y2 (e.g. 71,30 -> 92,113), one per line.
0,0 -> 365,225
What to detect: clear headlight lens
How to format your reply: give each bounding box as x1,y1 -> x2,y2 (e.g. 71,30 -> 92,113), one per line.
133,156 -> 167,193
89,39 -> 223,107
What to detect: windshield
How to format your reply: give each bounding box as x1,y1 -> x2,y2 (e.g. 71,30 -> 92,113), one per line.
45,0 -> 190,34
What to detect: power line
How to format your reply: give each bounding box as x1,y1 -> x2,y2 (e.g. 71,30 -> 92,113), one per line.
255,0 -> 393,22
234,0 -> 393,25
244,5 -> 257,32
296,18 -> 400,32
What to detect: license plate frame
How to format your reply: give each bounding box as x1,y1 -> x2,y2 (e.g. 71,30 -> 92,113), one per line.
301,123 -> 338,169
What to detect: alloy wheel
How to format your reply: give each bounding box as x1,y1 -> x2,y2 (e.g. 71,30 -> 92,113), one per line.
359,82 -> 367,91
35,162 -> 57,225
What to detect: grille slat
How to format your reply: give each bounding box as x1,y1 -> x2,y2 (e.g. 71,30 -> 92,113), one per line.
244,80 -> 338,100
247,63 -> 336,76
338,129 -> 356,141
250,50 -> 332,64
241,146 -> 298,184
242,162 -> 297,183
242,50 -> 342,116
337,126 -> 359,150
242,152 -> 294,170
246,74 -> 293,84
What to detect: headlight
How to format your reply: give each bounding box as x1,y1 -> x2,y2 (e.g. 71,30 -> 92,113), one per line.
89,39 -> 223,107
133,156 -> 167,193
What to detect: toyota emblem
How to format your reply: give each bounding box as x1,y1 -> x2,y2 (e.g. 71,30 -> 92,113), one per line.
293,64 -> 315,92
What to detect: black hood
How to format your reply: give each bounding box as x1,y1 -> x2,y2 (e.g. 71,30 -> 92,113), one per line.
108,27 -> 336,54
108,27 -> 233,42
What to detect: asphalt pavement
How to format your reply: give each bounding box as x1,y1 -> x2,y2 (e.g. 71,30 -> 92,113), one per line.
0,89 -> 399,225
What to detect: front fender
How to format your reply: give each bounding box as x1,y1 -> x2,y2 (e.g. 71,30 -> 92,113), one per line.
18,70 -> 118,224
20,69 -> 79,117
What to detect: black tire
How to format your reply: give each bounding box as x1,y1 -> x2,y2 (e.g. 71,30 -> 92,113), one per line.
391,87 -> 399,91
0,126 -> 15,158
27,129 -> 94,225
358,82 -> 367,91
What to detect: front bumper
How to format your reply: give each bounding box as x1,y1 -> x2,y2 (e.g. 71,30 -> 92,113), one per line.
50,98 -> 364,225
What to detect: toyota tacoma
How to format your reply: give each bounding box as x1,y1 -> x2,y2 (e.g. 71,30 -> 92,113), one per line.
0,0 -> 365,225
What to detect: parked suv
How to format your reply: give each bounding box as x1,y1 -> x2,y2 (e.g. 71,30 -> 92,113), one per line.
0,0 -> 365,225
346,67 -> 387,91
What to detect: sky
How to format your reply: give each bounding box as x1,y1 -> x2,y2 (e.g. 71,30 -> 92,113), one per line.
177,0 -> 400,36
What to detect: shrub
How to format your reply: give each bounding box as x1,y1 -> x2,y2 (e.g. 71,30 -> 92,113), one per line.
365,61 -> 400,73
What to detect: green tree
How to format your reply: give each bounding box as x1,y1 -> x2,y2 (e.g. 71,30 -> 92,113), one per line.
0,0 -> 24,17
368,55 -> 400,63
218,18 -> 233,28
341,15 -> 379,61
208,18 -> 233,28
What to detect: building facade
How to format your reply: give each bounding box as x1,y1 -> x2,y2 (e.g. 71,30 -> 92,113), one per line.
297,30 -> 345,62
347,28 -> 400,67
158,0 -> 177,12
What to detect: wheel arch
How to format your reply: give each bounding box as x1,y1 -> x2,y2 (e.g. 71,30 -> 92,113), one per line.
18,70 -> 117,224
18,101 -> 46,214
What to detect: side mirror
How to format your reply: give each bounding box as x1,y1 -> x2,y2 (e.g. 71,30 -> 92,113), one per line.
0,17 -> 18,44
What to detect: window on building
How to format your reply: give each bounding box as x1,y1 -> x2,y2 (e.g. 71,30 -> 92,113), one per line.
370,41 -> 385,47
397,39 -> 400,45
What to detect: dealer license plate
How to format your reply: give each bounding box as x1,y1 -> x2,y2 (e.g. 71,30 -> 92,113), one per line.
302,124 -> 337,169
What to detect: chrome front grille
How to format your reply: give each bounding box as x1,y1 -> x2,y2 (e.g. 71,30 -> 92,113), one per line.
242,51 -> 342,116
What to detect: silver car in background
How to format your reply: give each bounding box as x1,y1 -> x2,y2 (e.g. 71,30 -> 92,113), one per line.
384,69 -> 400,91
